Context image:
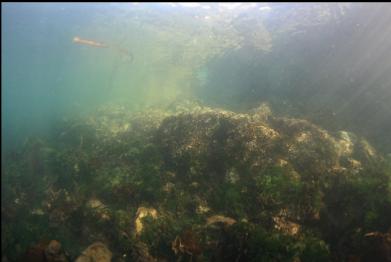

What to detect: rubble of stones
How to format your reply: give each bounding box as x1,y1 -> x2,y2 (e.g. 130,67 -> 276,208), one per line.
2,101 -> 390,261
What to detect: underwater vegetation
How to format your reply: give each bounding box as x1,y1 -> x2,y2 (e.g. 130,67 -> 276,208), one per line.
2,101 -> 390,261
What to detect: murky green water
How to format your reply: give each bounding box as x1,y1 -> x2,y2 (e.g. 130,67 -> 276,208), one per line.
2,3 -> 391,261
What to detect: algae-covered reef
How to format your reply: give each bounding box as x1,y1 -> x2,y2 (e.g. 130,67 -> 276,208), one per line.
2,101 -> 391,261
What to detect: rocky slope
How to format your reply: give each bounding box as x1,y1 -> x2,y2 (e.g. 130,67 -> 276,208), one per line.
2,101 -> 390,261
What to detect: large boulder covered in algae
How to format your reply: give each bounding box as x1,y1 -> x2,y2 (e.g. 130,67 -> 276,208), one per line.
155,104 -> 280,178
58,100 -> 378,177
149,102 -> 384,233
155,102 -> 379,178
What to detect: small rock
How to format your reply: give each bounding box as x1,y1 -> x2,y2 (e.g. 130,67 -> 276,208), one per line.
23,240 -> 68,262
135,207 -> 158,236
206,215 -> 236,226
45,240 -> 68,262
75,242 -> 112,262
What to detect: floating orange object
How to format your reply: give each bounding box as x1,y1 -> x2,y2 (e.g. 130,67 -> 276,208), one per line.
73,36 -> 108,48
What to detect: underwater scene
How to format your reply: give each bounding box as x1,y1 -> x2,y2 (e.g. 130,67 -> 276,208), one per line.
2,3 -> 391,262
